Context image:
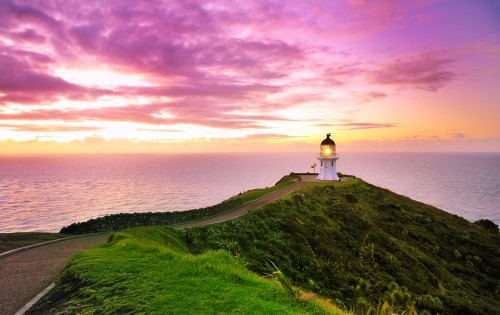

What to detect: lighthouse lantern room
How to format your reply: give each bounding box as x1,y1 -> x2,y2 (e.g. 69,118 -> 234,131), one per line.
316,133 -> 339,181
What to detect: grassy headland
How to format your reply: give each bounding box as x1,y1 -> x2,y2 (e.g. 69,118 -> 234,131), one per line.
28,226 -> 342,314
29,174 -> 499,314
184,179 -> 500,314
59,174 -> 300,234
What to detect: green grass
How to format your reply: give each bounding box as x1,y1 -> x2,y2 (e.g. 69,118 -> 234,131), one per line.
59,174 -> 301,234
29,226 -> 345,315
305,177 -> 359,189
185,179 -> 500,314
0,232 -> 69,254
230,174 -> 300,204
25,175 -> 499,314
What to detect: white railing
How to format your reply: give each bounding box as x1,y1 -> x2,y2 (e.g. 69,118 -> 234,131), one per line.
317,153 -> 339,158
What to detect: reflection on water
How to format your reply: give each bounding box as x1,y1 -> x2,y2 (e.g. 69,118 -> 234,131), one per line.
0,152 -> 498,232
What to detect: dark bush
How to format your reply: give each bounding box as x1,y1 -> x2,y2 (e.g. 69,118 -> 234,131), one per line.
60,198 -> 242,234
474,219 -> 499,234
344,193 -> 358,204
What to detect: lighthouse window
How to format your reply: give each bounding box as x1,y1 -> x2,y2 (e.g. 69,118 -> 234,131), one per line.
321,161 -> 323,166
331,161 -> 334,166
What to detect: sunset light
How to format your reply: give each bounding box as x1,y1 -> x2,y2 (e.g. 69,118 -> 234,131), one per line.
1,3 -> 499,312
1,0 -> 499,154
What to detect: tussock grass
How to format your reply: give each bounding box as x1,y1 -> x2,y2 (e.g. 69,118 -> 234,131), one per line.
29,226 -> 343,314
231,175 -> 300,204
185,179 -> 500,314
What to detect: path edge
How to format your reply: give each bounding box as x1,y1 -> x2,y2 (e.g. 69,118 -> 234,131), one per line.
14,282 -> 55,315
0,232 -> 109,260
171,179 -> 305,228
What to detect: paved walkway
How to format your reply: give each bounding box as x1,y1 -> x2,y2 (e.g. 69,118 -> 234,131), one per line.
0,233 -> 110,315
0,176 -> 319,314
173,180 -> 310,229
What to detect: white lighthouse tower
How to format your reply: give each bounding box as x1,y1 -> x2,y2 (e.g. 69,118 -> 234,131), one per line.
316,133 -> 339,181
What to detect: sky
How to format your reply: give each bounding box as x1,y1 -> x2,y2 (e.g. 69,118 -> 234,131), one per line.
0,0 -> 499,154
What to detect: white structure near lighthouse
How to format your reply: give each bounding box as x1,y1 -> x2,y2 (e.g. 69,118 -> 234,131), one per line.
316,133 -> 340,181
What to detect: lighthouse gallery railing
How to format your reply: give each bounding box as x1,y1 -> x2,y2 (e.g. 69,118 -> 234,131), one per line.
317,153 -> 339,158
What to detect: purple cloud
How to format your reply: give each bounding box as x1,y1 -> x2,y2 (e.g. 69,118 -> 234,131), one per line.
372,54 -> 456,91
0,99 -> 292,129
0,0 -> 496,150
239,133 -> 303,140
0,124 -> 103,132
321,122 -> 397,130
0,55 -> 76,93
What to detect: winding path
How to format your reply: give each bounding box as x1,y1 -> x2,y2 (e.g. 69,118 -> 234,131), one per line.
0,176 -> 321,314
173,180 -> 310,229
0,233 -> 110,315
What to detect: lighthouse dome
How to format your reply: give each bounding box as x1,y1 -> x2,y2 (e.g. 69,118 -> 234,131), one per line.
319,133 -> 336,157
321,133 -> 335,146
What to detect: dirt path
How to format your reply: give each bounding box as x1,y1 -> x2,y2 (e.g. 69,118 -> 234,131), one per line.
0,233 -> 109,315
173,180 -> 310,229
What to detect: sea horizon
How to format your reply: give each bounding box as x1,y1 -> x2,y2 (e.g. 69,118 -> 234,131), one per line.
1,151 -> 499,233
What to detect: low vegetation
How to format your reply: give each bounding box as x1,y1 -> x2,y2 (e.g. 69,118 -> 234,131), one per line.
229,173 -> 301,204
474,219 -> 499,234
184,180 -> 500,314
60,198 -> 243,234
28,226 -> 344,314
59,174 -> 300,235
0,232 -> 68,254
29,175 -> 499,314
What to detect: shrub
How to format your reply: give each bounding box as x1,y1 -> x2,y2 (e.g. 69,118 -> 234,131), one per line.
344,193 -> 358,204
474,219 -> 499,234
60,198 -> 243,234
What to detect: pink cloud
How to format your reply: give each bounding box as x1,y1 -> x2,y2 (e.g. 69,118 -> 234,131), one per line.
365,91 -> 387,100
0,0 -> 497,149
8,28 -> 47,43
1,0 -> 60,30
0,124 -> 103,132
0,44 -> 111,104
0,54 -> 77,93
0,100 -> 292,129
239,133 -> 303,140
320,122 -> 397,130
372,54 -> 456,91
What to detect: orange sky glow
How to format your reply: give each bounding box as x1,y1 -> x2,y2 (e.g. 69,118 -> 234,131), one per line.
1,0 -> 499,154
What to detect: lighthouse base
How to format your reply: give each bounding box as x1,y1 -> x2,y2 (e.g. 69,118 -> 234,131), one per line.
316,158 -> 339,181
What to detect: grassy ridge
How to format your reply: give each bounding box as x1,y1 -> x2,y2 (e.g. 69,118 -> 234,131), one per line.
26,175 -> 499,314
59,198 -> 243,234
59,173 -> 300,235
28,226 -> 343,314
184,180 -> 500,314
230,173 -> 301,204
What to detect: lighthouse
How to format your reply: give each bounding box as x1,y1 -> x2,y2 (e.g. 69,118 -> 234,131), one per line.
316,133 -> 339,181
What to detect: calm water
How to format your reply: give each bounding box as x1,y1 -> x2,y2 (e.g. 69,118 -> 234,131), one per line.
0,152 -> 498,232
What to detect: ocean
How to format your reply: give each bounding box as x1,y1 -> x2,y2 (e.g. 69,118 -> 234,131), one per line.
0,152 -> 498,233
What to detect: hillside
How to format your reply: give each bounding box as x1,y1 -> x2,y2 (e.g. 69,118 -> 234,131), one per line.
184,179 -> 500,314
28,226 -> 342,314
28,176 -> 499,314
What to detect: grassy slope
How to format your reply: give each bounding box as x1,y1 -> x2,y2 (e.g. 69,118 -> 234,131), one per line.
230,173 -> 301,204
28,226 -> 344,315
0,232 -> 68,254
58,174 -> 301,234
185,179 -> 500,314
